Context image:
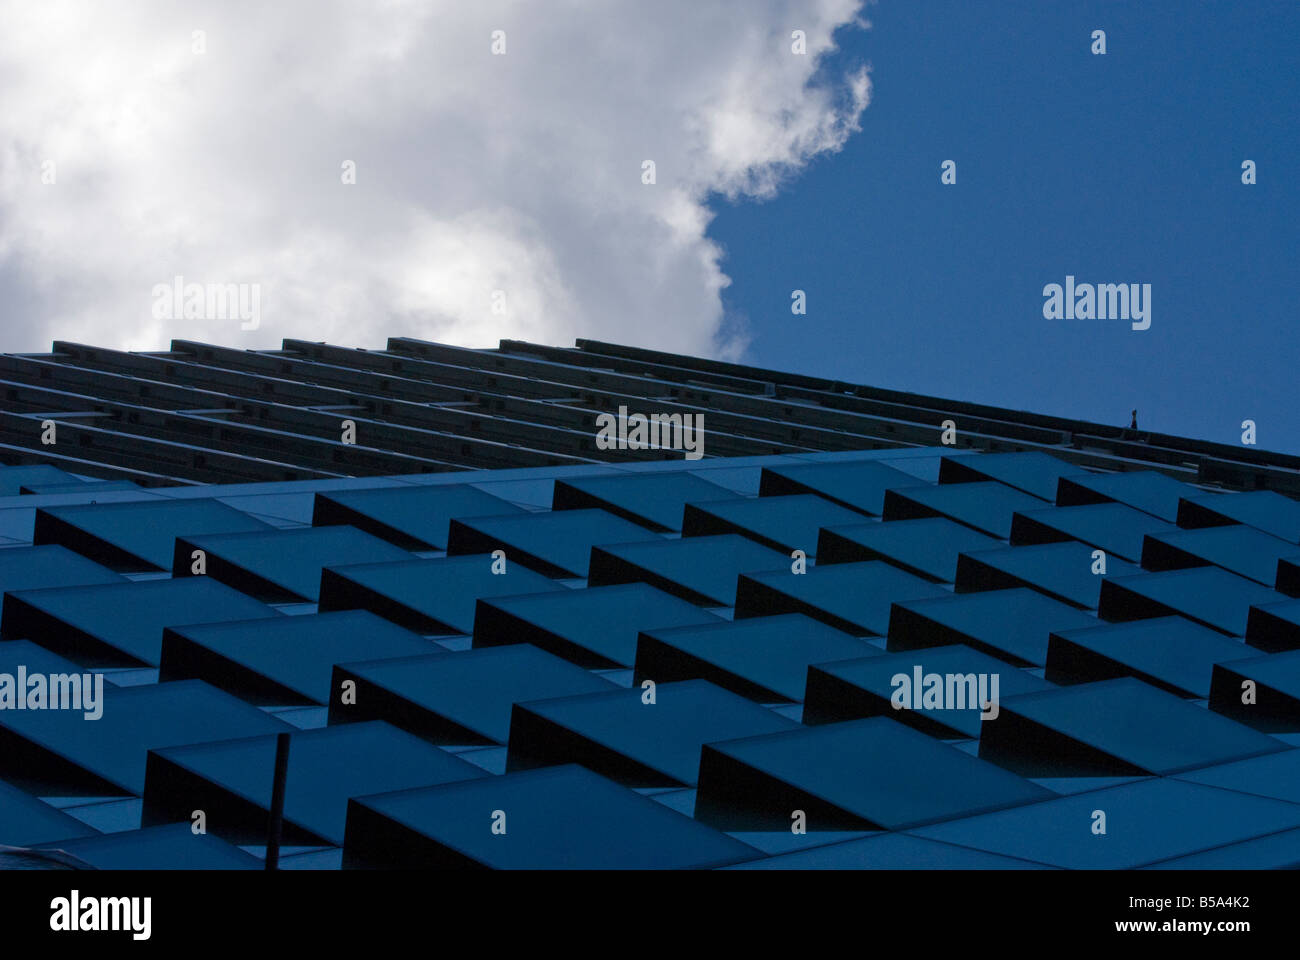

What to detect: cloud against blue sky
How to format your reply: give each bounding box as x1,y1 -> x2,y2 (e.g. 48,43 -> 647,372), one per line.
0,0 -> 870,356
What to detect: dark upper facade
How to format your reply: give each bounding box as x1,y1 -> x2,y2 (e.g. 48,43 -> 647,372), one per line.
0,336 -> 1295,493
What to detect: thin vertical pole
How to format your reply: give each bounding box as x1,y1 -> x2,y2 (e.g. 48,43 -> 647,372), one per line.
265,732 -> 291,871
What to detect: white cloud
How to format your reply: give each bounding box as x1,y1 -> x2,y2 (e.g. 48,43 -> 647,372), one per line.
0,0 -> 870,357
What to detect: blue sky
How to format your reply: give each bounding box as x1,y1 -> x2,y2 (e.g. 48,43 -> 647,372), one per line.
3,1 -> 1294,457
711,0 -> 1299,453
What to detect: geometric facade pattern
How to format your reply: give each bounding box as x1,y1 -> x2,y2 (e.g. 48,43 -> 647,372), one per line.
0,336 -> 1298,869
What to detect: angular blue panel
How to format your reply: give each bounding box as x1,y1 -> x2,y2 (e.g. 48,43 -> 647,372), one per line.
507,679 -> 798,786
1178,490 -> 1300,543
174,526 -> 413,602
160,610 -> 438,705
727,832 -> 1053,870
804,645 -> 1052,738
735,561 -> 949,636
35,499 -> 274,572
682,494 -> 867,558
473,582 -> 721,668
909,779 -> 1300,869
1056,470 -> 1206,522
1099,566 -> 1289,636
36,823 -> 261,870
876,455 -> 963,484
588,534 -> 789,607
319,555 -> 563,634
0,777 -> 98,847
217,492 -> 321,525
956,542 -> 1140,609
882,480 -> 1047,539
467,478 -> 575,510
817,517 -> 1000,582
889,588 -> 1098,667
1142,524 -> 1298,587
1143,827 -> 1300,869
1247,598 -> 1300,652
1047,616 -> 1257,698
695,717 -> 1050,831
312,483 -> 525,550
757,460 -> 922,515
1209,650 -> 1300,732
0,465 -> 79,496
2,578 -> 280,667
330,645 -> 616,744
938,451 -> 1088,501
686,465 -> 763,495
0,679 -> 293,795
979,677 -> 1284,777
23,480 -> 140,495
343,763 -> 757,869
794,448 -> 969,466
446,508 -> 655,578
0,638 -> 105,680
1174,748 -> 1300,806
0,544 -> 123,614
1278,556 -> 1300,597
635,613 -> 879,702
158,477 -> 408,501
1010,502 -> 1175,564
552,472 -> 735,532
144,722 -> 486,845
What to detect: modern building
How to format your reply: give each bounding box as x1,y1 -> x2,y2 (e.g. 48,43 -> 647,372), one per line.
0,335 -> 1298,869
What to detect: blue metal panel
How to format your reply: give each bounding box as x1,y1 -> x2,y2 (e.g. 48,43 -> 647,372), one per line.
979,677 -> 1284,776
890,588 -> 1098,667
1099,566 -> 1288,635
507,679 -> 798,786
938,451 -> 1087,501
736,560 -> 949,635
1047,616 -> 1257,697
695,717 -> 1051,831
636,613 -> 878,702
818,517 -> 1001,582
312,483 -> 524,549
804,644 -> 1052,737
553,472 -> 735,531
2,577 -> 279,667
174,526 -> 414,602
473,582 -> 721,668
35,823 -> 261,870
1057,470 -> 1207,522
447,508 -> 658,578
144,722 -> 486,845
957,542 -> 1140,609
883,480 -> 1047,539
757,459 -> 920,515
159,610 -> 438,705
36,498 -> 274,571
910,778 -> 1300,869
329,645 -> 616,744
343,764 -> 758,869
319,555 -> 563,634
683,494 -> 867,557
0,679 -> 293,795
589,534 -> 789,607
1010,502 -> 1175,563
